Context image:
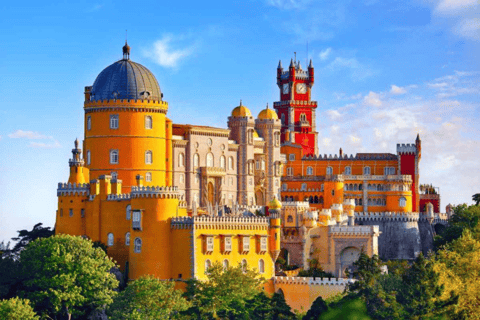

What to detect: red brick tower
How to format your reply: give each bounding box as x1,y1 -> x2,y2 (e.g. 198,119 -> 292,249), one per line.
274,59 -> 318,156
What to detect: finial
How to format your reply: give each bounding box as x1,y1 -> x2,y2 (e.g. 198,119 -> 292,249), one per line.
309,59 -> 313,68
240,99 -> 242,106
266,103 -> 269,109
278,60 -> 282,69
122,34 -> 130,60
74,138 -> 79,149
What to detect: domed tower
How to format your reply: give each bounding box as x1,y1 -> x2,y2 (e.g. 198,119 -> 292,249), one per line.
83,43 -> 172,190
228,101 -> 255,205
255,104 -> 282,204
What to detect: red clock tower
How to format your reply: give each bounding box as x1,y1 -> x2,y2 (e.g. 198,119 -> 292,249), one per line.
274,58 -> 318,156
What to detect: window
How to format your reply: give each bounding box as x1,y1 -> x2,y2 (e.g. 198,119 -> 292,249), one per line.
81,209 -> 85,218
260,236 -> 267,252
300,113 -> 307,122
69,209 -> 73,217
261,160 -> 265,171
178,153 -> 184,167
60,208 -> 63,217
220,156 -> 226,169
145,151 -> 152,164
287,215 -> 293,223
258,259 -> 265,273
145,116 -> 152,129
228,157 -> 234,170
275,132 -> 280,146
110,114 -> 119,129
248,130 -> 254,144
126,205 -> 131,220
306,166 -> 313,176
399,197 -> 407,207
344,166 -> 351,175
223,259 -> 229,270
384,167 -> 395,175
225,236 -> 232,252
242,259 -> 247,272
134,238 -> 142,253
289,154 -> 295,161
206,153 -> 214,167
282,183 -> 288,191
179,174 -> 184,183
195,174 -> 199,184
193,154 -> 199,167
287,168 -> 293,176
326,166 -> 333,175
125,232 -> 130,246
87,116 -> 91,130
87,150 -> 91,165
205,259 -> 212,273
145,172 -> 152,182
111,172 -> 118,180
256,161 -> 260,170
243,236 -> 250,251
320,184 -> 324,192
206,236 -> 214,252
301,183 -> 307,191
110,150 -> 119,164
363,166 -> 371,175
107,233 -> 114,246
132,210 -> 141,230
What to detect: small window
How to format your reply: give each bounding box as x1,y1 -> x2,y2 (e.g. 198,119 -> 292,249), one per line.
287,168 -> 293,176
110,150 -> 119,164
223,259 -> 229,270
206,236 -> 214,252
363,166 -> 371,175
110,114 -> 119,129
87,116 -> 91,130
220,156 -> 226,169
145,116 -> 152,129
282,183 -> 288,191
225,236 -> 232,252
87,150 -> 91,165
60,208 -> 63,217
228,157 -> 234,170
301,183 -> 307,191
145,172 -> 152,182
145,151 -> 153,164
289,154 -> 295,161
259,259 -> 265,274
179,174 -> 184,183
242,259 -> 247,272
193,154 -> 199,168
134,238 -> 142,253
107,233 -> 114,246
326,166 -> 333,175
260,236 -> 267,251
69,209 -> 73,217
126,205 -> 131,220
178,153 -> 184,167
243,236 -> 250,251
287,215 -> 293,223
205,259 -> 212,273
125,232 -> 130,246
344,166 -> 351,175
81,209 -> 85,218
399,197 -> 407,207
256,161 -> 260,170
306,167 -> 313,176
132,210 -> 141,230
206,153 -> 214,167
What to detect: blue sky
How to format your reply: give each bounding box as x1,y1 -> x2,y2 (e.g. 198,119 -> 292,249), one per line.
1,0 -> 479,242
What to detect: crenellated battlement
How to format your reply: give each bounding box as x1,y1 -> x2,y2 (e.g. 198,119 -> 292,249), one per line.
274,276 -> 353,286
57,182 -> 89,196
273,100 -> 317,107
130,186 -> 183,199
106,193 -> 131,201
282,201 -> 310,207
170,215 -> 270,230
397,143 -> 417,154
355,211 -> 420,222
329,225 -> 380,236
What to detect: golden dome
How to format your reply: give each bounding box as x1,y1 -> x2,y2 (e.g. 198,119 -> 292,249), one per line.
269,196 -> 282,210
258,104 -> 278,120
231,100 -> 252,117
253,130 -> 259,138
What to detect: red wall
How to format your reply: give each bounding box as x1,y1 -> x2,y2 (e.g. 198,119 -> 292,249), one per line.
420,199 -> 440,213
400,154 -> 417,211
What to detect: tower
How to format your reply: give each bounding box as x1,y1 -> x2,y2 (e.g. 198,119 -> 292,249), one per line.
397,135 -> 421,212
274,58 -> 318,156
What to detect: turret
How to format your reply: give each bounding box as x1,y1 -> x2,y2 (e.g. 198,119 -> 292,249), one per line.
343,199 -> 355,226
268,197 -> 281,261
277,60 -> 283,86
416,133 -> 421,160
68,139 -> 88,184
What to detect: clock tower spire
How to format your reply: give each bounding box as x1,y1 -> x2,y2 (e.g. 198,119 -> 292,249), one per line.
274,57 -> 318,156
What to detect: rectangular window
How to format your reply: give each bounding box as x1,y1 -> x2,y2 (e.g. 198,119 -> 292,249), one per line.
224,236 -> 232,252
87,116 -> 91,130
206,236 -> 214,252
260,236 -> 267,252
242,236 -> 250,252
69,209 -> 73,217
81,209 -> 85,218
256,161 -> 260,170
289,154 -> 295,161
132,210 -> 142,230
110,114 -> 119,129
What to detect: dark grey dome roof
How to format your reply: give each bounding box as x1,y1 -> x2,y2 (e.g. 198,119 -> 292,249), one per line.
90,59 -> 162,101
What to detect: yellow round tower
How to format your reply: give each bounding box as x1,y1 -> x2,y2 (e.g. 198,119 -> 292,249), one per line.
83,43 -> 171,191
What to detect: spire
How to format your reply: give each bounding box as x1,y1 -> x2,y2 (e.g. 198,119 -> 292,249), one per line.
289,58 -> 294,68
309,59 -> 313,68
266,103 -> 269,109
416,133 -> 420,142
297,61 -> 302,70
278,60 -> 282,69
240,99 -> 243,106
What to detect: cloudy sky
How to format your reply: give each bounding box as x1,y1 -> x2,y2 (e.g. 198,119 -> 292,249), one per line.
0,0 -> 479,242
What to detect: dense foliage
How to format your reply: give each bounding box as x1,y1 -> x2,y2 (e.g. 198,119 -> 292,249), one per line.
0,297 -> 39,320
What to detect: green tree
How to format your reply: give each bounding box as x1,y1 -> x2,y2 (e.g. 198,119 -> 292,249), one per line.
434,204 -> 480,249
271,292 -> 296,320
346,251 -> 382,296
108,275 -> 190,320
473,193 -> 480,206
10,223 -> 54,258
0,297 -> 39,320
183,262 -> 264,319
19,234 -> 118,320
303,296 -> 328,320
245,292 -> 273,319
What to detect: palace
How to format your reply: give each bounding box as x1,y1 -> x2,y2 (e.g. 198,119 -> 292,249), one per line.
55,43 -> 447,311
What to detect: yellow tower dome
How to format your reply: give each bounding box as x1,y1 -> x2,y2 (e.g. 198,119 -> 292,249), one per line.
258,103 -> 278,120
269,196 -> 282,210
231,100 -> 252,117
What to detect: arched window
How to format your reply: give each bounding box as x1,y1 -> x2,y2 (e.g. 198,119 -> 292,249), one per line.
314,196 -> 319,204
145,116 -> 152,129
220,156 -> 226,169
355,198 -> 359,206
228,157 -> 234,170
86,150 -> 91,165
300,113 -> 307,122
69,209 -> 73,217
259,259 -> 265,273
178,153 -> 184,167
377,184 -> 382,191
134,238 -> 142,253
110,114 -> 119,129
248,130 -> 254,144
126,205 -> 131,220
223,259 -> 229,270
107,233 -> 114,246
359,183 -> 363,190
205,259 -> 212,273
87,116 -> 91,130
326,166 -> 333,175
319,196 -> 324,204
306,166 -> 313,176
287,168 -> 293,176
110,150 -> 119,164
301,183 -> 307,191
282,183 -> 288,191
193,153 -> 199,167
354,184 -> 358,191
145,151 -> 152,164
145,172 -> 152,182
242,259 -> 247,272
206,153 -> 214,167
359,198 -> 363,206
399,197 -> 407,207
125,232 -> 130,246
344,166 -> 351,175
256,161 -> 260,170
309,196 -> 313,203
363,166 -> 371,175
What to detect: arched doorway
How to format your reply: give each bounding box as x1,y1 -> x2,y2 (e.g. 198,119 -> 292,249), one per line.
255,190 -> 264,206
208,182 -> 214,205
340,247 -> 361,278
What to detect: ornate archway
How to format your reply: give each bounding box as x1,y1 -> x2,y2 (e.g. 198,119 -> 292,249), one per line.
208,182 -> 214,205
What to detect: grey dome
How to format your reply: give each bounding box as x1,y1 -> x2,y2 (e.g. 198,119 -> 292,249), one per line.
90,59 -> 162,101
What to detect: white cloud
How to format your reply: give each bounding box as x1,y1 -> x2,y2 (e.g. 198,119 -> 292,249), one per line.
328,57 -> 374,81
8,130 -> 50,139
326,110 -> 342,120
144,35 -> 195,68
390,85 -> 407,95
363,91 -> 382,107
29,140 -> 61,149
265,0 -> 312,10
435,0 -> 478,15
319,48 -> 332,61
453,18 -> 480,40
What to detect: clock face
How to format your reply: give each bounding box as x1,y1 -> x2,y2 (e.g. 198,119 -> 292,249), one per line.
296,83 -> 307,94
282,83 -> 289,94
